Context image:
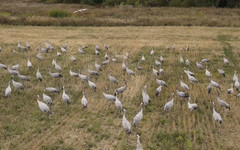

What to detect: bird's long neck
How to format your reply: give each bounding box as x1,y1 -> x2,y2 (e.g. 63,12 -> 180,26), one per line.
137,137 -> 140,144
212,104 -> 215,112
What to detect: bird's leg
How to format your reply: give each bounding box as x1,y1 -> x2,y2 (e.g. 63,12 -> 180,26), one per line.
213,121 -> 216,128
134,125 -> 138,132
162,110 -> 165,115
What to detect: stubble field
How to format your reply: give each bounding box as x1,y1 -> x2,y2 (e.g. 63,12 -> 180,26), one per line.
0,25 -> 240,150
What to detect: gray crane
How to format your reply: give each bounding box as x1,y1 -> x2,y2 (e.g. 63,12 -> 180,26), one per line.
164,93 -> 175,113
133,103 -> 143,127
122,109 -> 131,134
212,102 -> 222,124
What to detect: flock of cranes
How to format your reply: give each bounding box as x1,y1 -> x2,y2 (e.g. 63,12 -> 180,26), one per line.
0,40 -> 239,149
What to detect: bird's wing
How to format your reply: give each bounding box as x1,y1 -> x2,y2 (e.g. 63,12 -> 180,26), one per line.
73,10 -> 79,13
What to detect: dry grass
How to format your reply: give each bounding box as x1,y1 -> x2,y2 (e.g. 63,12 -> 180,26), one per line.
0,1 -> 240,26
0,25 -> 240,150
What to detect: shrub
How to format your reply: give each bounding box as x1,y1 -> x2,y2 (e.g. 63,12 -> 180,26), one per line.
82,0 -> 104,5
145,0 -> 169,7
49,10 -> 68,18
103,0 -> 116,6
169,0 -> 183,7
183,0 -> 196,7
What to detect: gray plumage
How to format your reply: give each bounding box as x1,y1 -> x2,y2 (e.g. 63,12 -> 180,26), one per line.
136,135 -> 143,150
133,103 -> 143,127
176,89 -> 189,98
88,69 -> 99,76
78,70 -> 89,82
81,91 -> 88,108
115,81 -> 127,95
12,79 -> 24,90
36,67 -> 42,81
103,92 -> 116,102
88,80 -> 96,91
217,69 -> 225,77
45,87 -> 59,93
11,64 -> 19,70
207,84 -> 212,95
156,79 -> 168,87
187,97 -> 198,111
37,95 -> 51,115
126,67 -> 135,76
69,68 -> 79,77
212,102 -> 222,124
217,97 -> 230,110
8,69 -> 19,75
142,85 -> 150,106
17,73 -> 30,81
5,81 -> 11,97
122,109 -> 131,134
49,70 -> 62,78
0,63 -> 7,69
43,93 -> 53,105
108,72 -> 118,84
95,62 -> 102,71
62,86 -> 70,104
155,85 -> 162,97
115,94 -> 123,112
201,58 -> 210,63
196,61 -> 204,69
164,93 -> 175,112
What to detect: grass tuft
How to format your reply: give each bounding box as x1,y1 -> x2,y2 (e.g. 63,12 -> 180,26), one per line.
49,10 -> 68,18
